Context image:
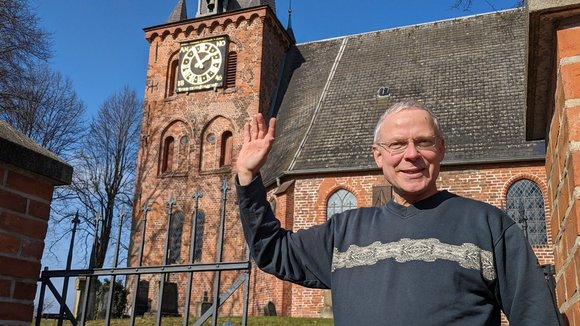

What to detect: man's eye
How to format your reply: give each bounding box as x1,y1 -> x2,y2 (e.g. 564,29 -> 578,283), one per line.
388,142 -> 406,150
415,138 -> 436,148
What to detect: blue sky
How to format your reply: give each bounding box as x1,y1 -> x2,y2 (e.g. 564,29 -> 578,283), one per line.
32,0 -> 521,120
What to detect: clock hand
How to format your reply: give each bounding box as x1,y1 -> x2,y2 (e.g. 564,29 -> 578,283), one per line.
198,53 -> 213,65
192,49 -> 205,69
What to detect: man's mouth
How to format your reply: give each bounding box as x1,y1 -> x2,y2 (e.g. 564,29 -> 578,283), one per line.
400,168 -> 424,175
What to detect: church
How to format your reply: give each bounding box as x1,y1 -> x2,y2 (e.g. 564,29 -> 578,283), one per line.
129,0 -> 554,319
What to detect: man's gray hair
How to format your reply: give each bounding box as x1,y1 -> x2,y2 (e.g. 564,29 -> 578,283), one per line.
373,100 -> 443,143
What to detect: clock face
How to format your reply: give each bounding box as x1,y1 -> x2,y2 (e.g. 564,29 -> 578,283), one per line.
177,37 -> 227,92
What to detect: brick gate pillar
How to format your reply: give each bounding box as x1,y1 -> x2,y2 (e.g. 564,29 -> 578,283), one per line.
526,1 -> 580,323
551,23 -> 580,324
0,122 -> 72,325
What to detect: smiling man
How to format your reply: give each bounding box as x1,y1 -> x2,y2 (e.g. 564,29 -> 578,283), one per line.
236,101 -> 561,325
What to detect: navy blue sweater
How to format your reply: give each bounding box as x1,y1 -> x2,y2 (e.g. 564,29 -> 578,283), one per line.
236,175 -> 561,325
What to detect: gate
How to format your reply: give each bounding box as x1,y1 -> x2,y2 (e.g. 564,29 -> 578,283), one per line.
36,178 -> 251,326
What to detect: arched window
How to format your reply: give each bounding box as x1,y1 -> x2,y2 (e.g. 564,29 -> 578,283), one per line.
506,179 -> 547,245
193,210 -> 205,262
178,135 -> 189,171
220,131 -> 233,167
225,51 -> 237,88
168,211 -> 184,264
162,136 -> 175,173
167,58 -> 179,97
327,189 -> 357,219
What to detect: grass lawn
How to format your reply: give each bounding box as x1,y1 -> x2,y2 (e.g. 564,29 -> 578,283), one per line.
36,316 -> 335,325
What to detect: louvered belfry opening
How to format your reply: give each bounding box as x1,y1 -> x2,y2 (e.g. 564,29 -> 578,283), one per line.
225,51 -> 237,88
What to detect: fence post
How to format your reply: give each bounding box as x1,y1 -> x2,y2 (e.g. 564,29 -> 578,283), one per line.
35,268 -> 48,326
156,194 -> 175,325
105,211 -> 125,325
80,214 -> 101,325
211,178 -> 230,325
58,211 -> 80,326
130,201 -> 149,326
183,187 -> 202,326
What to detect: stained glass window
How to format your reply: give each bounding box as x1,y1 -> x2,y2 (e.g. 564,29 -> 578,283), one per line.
168,211 -> 183,264
327,189 -> 357,219
506,179 -> 547,245
193,210 -> 205,262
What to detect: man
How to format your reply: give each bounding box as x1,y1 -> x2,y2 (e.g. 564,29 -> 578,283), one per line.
235,101 -> 561,325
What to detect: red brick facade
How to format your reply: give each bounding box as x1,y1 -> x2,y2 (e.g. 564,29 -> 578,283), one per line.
547,24 -> 580,324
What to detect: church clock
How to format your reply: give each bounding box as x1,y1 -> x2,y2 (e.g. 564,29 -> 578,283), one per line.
177,36 -> 228,92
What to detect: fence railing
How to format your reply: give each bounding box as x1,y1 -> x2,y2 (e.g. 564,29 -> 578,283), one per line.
36,178 -> 250,326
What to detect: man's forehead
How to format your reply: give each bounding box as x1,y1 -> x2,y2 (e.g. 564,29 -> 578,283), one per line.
381,109 -> 436,126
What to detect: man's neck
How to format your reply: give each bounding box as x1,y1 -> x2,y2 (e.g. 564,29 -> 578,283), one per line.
393,189 -> 439,206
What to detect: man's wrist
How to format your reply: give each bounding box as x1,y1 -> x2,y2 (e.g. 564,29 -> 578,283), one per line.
237,169 -> 255,186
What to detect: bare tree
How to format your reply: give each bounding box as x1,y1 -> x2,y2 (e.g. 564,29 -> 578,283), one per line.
66,86 -> 142,269
0,64 -> 86,157
452,0 -> 525,11
0,0 -> 51,105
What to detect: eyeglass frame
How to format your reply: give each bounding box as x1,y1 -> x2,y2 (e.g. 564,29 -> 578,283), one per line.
375,135 -> 441,155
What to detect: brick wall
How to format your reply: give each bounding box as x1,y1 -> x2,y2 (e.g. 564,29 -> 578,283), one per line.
548,25 -> 580,323
0,166 -> 58,324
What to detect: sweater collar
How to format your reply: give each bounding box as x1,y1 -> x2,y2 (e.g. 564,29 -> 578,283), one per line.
385,190 -> 455,218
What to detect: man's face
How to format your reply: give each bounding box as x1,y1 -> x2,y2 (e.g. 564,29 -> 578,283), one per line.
372,108 -> 445,205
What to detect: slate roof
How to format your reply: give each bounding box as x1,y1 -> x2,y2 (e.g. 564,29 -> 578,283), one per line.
167,0 -> 187,23
263,8 -> 543,185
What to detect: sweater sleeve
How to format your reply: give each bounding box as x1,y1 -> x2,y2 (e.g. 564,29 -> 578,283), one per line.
494,221 -> 562,325
236,174 -> 333,289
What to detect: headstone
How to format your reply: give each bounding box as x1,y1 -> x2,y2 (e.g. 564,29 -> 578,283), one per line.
161,282 -> 179,315
135,280 -> 150,316
264,301 -> 276,316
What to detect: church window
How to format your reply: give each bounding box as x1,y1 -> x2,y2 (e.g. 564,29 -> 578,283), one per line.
225,51 -> 237,88
327,189 -> 357,219
193,210 -> 205,262
506,179 -> 547,245
167,58 -> 179,97
220,131 -> 233,167
168,211 -> 184,264
161,136 -> 175,173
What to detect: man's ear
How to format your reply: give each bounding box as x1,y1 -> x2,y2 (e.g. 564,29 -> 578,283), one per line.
372,145 -> 383,168
438,138 -> 446,161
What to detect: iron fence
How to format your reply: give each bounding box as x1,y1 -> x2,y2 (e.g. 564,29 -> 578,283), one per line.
36,178 -> 250,326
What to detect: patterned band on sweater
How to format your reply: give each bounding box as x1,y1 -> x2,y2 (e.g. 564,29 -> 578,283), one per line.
332,237 -> 496,281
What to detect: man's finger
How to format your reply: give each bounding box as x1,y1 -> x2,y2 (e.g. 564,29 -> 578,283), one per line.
268,117 -> 276,139
243,122 -> 250,144
257,113 -> 266,138
251,114 -> 258,140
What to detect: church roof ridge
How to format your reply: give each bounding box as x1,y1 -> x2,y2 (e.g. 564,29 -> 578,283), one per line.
296,7 -> 522,46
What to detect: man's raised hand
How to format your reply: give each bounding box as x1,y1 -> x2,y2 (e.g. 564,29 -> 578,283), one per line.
236,113 -> 276,185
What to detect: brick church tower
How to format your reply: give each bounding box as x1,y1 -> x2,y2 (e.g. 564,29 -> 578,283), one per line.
129,0 -> 293,316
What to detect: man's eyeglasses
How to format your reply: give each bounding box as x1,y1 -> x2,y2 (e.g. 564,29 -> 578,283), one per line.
376,136 -> 439,155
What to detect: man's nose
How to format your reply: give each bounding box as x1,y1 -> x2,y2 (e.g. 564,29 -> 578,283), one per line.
403,140 -> 420,159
